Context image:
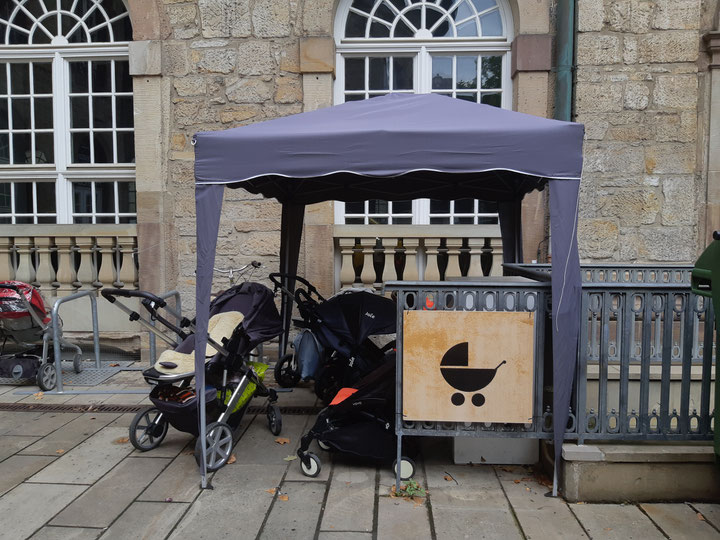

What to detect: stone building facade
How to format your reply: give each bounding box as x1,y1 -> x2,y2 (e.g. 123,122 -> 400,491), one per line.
2,0 -> 720,306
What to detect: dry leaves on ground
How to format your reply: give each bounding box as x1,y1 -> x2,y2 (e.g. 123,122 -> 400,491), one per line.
265,488 -> 277,495
55,449 -> 65,454
113,437 -> 129,444
698,513 -> 706,521
227,454 -> 236,464
278,494 -> 289,501
275,438 -> 290,445
109,363 -> 120,367
33,392 -> 43,400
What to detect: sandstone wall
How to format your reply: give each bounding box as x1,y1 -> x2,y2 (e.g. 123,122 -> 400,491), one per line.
575,0 -> 712,262
157,0 -> 332,303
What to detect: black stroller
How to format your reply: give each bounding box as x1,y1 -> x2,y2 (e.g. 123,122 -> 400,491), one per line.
269,273 -> 396,403
296,351 -> 416,480
102,281 -> 283,472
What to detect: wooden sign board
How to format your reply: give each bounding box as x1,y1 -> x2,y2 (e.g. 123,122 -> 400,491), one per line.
402,311 -> 534,423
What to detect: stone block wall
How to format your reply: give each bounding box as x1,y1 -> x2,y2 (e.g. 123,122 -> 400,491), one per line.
575,0 -> 711,262
157,0 -> 331,303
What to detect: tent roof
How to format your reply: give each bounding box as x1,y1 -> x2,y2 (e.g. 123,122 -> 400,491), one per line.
193,93 -> 584,203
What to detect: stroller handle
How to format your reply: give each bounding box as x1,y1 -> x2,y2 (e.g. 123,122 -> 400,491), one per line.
101,288 -> 167,308
269,273 -> 325,301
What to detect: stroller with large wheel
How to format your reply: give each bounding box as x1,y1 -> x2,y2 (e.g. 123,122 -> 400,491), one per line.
269,273 -> 396,403
103,280 -> 284,472
0,281 -> 83,390
297,351 -> 416,480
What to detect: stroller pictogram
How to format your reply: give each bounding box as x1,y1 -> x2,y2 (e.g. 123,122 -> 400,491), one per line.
439,342 -> 506,407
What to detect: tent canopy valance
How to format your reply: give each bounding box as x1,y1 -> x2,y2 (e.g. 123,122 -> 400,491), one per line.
192,93 -> 584,491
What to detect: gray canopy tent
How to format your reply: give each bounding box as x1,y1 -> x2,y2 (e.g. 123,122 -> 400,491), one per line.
193,93 -> 584,491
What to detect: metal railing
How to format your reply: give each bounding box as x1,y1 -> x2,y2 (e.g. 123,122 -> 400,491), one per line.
388,264 -> 716,444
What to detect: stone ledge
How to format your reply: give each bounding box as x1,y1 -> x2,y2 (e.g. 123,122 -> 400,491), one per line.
563,443 -> 715,463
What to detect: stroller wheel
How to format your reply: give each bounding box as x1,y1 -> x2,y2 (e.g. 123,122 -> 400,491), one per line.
73,353 -> 83,374
195,421 -> 234,472
300,452 -> 321,478
129,407 -> 168,451
36,363 -> 57,391
267,404 -> 282,436
317,440 -> 331,451
393,457 -> 416,481
274,353 -> 300,388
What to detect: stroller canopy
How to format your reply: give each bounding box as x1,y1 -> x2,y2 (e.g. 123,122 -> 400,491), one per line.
0,281 -> 49,324
193,93 -> 584,487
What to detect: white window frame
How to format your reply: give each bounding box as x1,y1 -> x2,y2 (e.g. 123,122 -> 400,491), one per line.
0,44 -> 134,224
333,0 -> 513,225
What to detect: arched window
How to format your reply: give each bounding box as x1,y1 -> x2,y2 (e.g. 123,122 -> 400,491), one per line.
0,0 -> 134,224
334,0 -> 512,225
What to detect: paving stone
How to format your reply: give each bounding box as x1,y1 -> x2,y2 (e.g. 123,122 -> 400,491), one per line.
130,428 -> 193,459
570,503 -> 665,539
0,434 -> 41,461
137,453 -> 203,503
107,413 -> 137,428
377,496 -> 432,540
30,526 -> 100,540
695,504 -> 720,531
283,440 -> 331,482
496,466 -> 588,540
5,412 -> 77,437
641,503 -> 720,540
28,427 -> 134,484
0,454 -> 56,495
52,457 -> 171,528
0,411 -> 42,434
21,413 -> 119,456
233,412 -> 309,466
260,481 -> 327,539
168,464 -> 286,539
426,464 -> 522,540
0,483 -> 86,540
318,534 -> 372,540
18,392 -> 76,405
98,501 -> 189,540
320,462 -> 375,533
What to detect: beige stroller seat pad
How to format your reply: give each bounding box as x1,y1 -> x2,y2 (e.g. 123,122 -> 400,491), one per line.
153,311 -> 244,374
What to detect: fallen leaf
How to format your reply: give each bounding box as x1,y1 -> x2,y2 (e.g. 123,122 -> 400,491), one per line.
283,455 -> 297,461
109,363 -> 120,367
520,477 -> 532,482
275,438 -> 290,445
576,502 -> 585,505
444,475 -> 452,482
227,454 -> 236,464
345,481 -> 351,486
513,479 -> 521,484
55,449 -> 65,454
698,513 -> 706,521
412,496 -> 425,506
33,392 -> 43,400
604,528 -> 612,531
265,488 -> 277,495
278,494 -> 289,501
113,437 -> 129,444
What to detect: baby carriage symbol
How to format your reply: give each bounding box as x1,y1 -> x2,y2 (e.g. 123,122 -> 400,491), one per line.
439,342 -> 506,407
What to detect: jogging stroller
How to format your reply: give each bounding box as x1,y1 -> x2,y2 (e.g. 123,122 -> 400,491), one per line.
102,281 -> 284,472
0,281 -> 83,390
269,273 -> 396,403
297,351 -> 416,480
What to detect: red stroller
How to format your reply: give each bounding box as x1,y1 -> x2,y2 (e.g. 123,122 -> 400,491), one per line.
0,281 -> 83,390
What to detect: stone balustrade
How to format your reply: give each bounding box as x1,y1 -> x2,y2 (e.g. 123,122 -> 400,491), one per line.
334,224 -> 503,289
0,225 -> 138,296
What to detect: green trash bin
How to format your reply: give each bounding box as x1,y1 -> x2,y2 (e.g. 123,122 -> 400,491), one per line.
692,231 -> 720,458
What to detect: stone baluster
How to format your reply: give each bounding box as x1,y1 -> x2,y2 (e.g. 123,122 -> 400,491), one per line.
424,238 -> 442,281
74,237 -> 95,290
54,237 -> 76,295
116,236 -> 137,288
32,237 -> 55,292
0,237 -> 15,281
401,238 -> 420,281
489,237 -> 504,276
338,237 -> 357,287
467,237 -> 485,277
95,237 -> 115,288
445,238 -> 463,279
359,238 -> 376,285
14,237 -> 34,285
381,237 -> 398,283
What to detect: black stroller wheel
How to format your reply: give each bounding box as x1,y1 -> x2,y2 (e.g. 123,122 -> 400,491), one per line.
300,452 -> 321,478
274,353 -> 300,388
393,457 -> 416,481
195,421 -> 234,472
36,363 -> 56,391
267,404 -> 282,435
129,407 -> 168,451
314,364 -> 344,405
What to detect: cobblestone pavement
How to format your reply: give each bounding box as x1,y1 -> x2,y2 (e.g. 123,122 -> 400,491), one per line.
0,381 -> 719,540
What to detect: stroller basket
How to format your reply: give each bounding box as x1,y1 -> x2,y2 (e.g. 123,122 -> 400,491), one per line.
149,385 -> 218,437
